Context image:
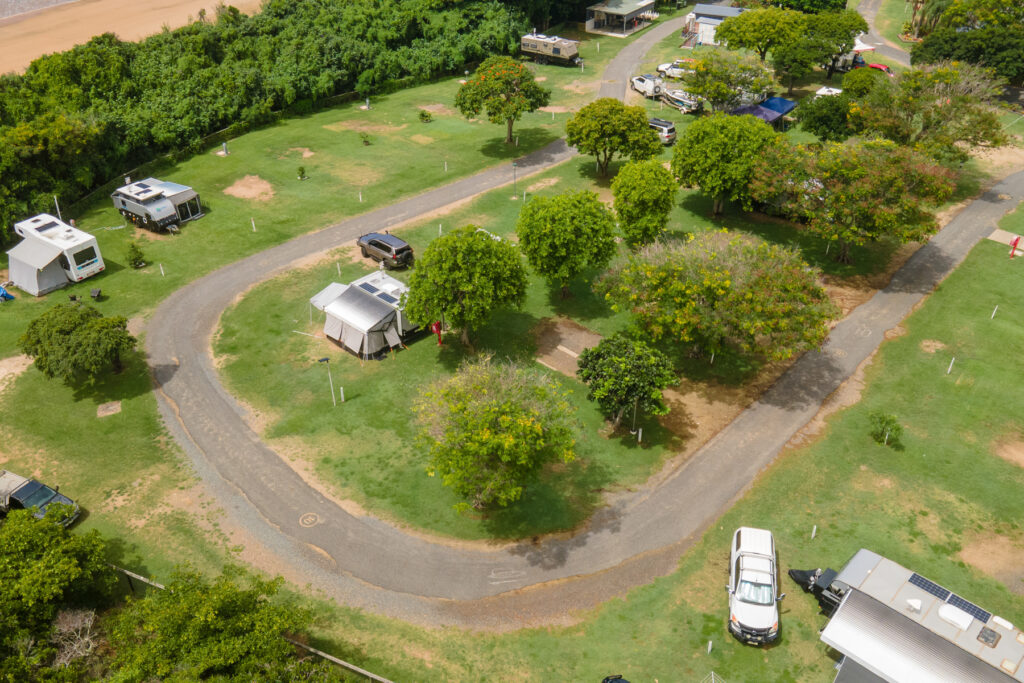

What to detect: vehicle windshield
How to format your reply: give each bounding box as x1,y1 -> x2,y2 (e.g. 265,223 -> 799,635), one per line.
16,483 -> 57,509
736,579 -> 774,605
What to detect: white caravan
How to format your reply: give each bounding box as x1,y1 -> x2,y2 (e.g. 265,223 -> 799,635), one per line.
6,213 -> 105,295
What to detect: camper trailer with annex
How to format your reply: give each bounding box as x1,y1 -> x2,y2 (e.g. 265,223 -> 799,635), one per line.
111,177 -> 203,233
6,214 -> 105,296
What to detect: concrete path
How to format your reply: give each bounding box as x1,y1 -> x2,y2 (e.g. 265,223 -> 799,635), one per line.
146,13 -> 1024,628
858,0 -> 912,67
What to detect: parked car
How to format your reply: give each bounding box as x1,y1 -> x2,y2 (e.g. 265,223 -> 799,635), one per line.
356,232 -> 414,269
864,62 -> 894,77
727,527 -> 783,644
648,118 -> 677,145
0,470 -> 80,527
630,74 -> 664,98
656,58 -> 697,79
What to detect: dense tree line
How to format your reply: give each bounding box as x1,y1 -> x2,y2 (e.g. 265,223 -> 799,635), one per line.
0,0 -> 537,243
912,26 -> 1024,85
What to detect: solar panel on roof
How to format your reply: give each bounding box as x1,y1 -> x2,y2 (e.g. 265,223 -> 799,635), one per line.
377,293 -> 398,304
909,573 -> 951,600
137,182 -> 150,189
948,595 -> 991,623
359,283 -> 379,294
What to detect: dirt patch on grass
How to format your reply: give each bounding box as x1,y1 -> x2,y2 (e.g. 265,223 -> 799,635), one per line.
884,325 -> 907,340
132,225 -> 174,241
786,349 -> 873,449
527,177 -> 560,193
96,401 -> 122,418
539,105 -> 572,113
223,175 -> 274,202
0,355 -> 32,394
960,535 -> 1024,595
972,140 -> 1024,177
532,317 -> 603,378
323,120 -> 407,135
327,162 -> 384,187
994,439 -> 1024,468
286,147 -> 315,158
419,103 -> 456,116
920,339 -> 946,354
562,79 -> 598,94
410,134 -> 435,145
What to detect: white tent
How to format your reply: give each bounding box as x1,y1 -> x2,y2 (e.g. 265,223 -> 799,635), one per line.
6,239 -> 66,296
310,272 -> 414,358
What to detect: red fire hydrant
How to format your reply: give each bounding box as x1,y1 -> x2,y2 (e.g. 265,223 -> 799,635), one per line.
431,321 -> 443,345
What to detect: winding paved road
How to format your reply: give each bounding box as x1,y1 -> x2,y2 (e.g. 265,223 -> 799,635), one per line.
146,17 -> 1024,627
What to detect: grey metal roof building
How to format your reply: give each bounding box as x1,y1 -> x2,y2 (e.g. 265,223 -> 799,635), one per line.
821,550 -> 1024,682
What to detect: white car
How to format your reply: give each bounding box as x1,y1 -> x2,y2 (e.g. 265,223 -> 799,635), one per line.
656,58 -> 697,79
630,74 -> 664,98
727,527 -> 783,644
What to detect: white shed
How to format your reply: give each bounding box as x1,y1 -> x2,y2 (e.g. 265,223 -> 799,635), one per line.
310,272 -> 416,359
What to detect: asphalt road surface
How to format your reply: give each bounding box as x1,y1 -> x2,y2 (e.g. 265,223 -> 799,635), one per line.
146,17 -> 1024,628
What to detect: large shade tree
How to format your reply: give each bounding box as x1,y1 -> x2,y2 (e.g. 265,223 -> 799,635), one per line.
597,232 -> 837,362
751,140 -> 956,263
611,159 -> 678,249
455,55 -> 551,144
670,113 -> 781,215
18,303 -> 137,384
404,225 -> 527,346
716,8 -> 806,62
576,332 -> 677,429
854,61 -> 1008,162
564,98 -> 661,176
683,52 -> 774,112
515,190 -> 617,297
805,10 -> 870,80
413,357 -> 577,510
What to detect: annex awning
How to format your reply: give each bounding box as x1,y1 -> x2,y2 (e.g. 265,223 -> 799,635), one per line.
6,239 -> 61,270
761,97 -> 797,116
730,104 -> 783,123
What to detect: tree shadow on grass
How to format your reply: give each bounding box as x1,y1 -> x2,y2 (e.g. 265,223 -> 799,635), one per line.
478,455 -> 612,544
546,271 -> 615,322
70,350 -> 155,404
475,310 -> 541,361
480,127 -> 560,159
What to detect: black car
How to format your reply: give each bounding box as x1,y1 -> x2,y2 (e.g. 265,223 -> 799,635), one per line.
356,232 -> 414,269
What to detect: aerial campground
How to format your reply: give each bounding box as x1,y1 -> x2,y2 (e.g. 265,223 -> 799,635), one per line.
2,0 -> 1024,680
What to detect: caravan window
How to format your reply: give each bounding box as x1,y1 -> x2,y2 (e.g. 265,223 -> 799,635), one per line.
73,247 -> 97,268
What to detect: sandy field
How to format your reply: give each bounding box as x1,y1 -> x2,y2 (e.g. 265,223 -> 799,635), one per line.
0,0 -> 263,75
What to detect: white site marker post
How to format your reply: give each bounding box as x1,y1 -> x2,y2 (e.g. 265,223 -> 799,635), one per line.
947,357 -> 956,374
444,160 -> 448,172
339,386 -> 345,403
159,263 -> 165,277
336,262 -> 341,277
359,190 -> 362,203
251,217 -> 256,232
991,305 -> 999,319
707,640 -> 712,655
811,524 -> 817,539
438,223 -> 442,236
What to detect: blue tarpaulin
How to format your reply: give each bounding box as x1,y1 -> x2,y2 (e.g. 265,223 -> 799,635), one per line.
730,104 -> 781,123
761,97 -> 797,115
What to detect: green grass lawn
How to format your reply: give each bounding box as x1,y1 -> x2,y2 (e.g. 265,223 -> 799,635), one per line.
874,0 -> 914,46
294,239 -> 1024,681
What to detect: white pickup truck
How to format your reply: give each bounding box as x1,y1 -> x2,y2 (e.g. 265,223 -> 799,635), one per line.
728,527 -> 784,644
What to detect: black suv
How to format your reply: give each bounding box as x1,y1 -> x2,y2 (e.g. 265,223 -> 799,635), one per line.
356,232 -> 414,269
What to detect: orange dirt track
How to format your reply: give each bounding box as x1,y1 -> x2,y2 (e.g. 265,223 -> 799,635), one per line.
0,0 -> 263,75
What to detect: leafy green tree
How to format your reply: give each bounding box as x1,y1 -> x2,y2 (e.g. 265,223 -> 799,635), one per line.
108,566 -> 339,682
454,55 -> 551,144
0,510 -> 116,661
771,39 -> 825,94
412,356 -> 577,510
18,303 -> 137,384
796,93 -> 856,141
683,52 -> 775,112
125,241 -> 146,268
912,26 -> 1024,85
611,160 -> 678,249
841,66 -> 885,96
779,0 -> 846,11
597,232 -> 836,362
716,8 -> 806,62
404,225 -> 527,346
805,10 -> 870,79
515,191 -> 617,297
576,332 -> 677,429
941,0 -> 1023,28
855,61 -> 1007,162
670,113 -> 780,215
564,98 -> 661,176
752,140 -> 955,262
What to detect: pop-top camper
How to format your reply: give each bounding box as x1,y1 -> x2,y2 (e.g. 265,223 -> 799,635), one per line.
520,33 -> 581,65
110,177 -> 203,233
6,214 -> 105,296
